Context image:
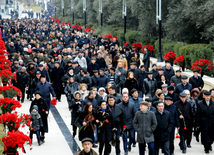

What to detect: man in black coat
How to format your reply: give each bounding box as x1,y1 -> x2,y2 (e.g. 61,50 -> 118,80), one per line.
164,96 -> 180,155
142,47 -> 150,71
143,71 -> 158,98
91,70 -> 99,88
119,93 -> 137,154
138,65 -> 147,98
151,64 -> 158,78
174,92 -> 193,154
91,87 -> 102,106
51,61 -> 64,102
96,52 -> 106,69
164,63 -> 175,82
196,91 -> 214,154
82,91 -> 98,111
170,70 -> 182,86
108,95 -> 125,155
154,101 -> 173,155
127,62 -> 140,81
76,69 -> 92,90
107,86 -> 122,105
174,76 -> 193,95
97,69 -> 110,89
16,67 -> 30,103
87,57 -> 100,76
189,70 -> 204,90
166,85 -> 179,103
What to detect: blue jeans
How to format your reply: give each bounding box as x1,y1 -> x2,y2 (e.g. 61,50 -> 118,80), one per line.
115,125 -> 121,154
93,124 -> 97,145
122,128 -> 135,153
139,142 -> 154,155
29,130 -> 41,143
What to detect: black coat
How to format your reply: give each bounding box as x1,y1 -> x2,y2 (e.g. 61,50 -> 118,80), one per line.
64,82 -> 79,100
164,68 -> 175,82
138,71 -> 147,92
109,104 -> 125,127
127,68 -> 141,82
30,98 -> 49,132
154,110 -> 173,142
96,106 -> 113,142
96,57 -> 106,69
124,78 -> 139,96
51,66 -> 64,91
69,96 -> 83,125
189,76 -> 204,90
16,71 -> 30,88
62,73 -> 76,85
174,99 -> 192,135
76,74 -> 92,90
174,83 -> 193,95
170,75 -> 181,87
30,112 -> 43,132
107,93 -> 122,105
143,78 -> 158,98
142,50 -> 150,70
119,101 -> 137,130
196,99 -> 214,144
77,111 -> 96,141
165,104 -> 180,139
87,63 -> 100,76
91,75 -> 98,87
97,75 -> 110,89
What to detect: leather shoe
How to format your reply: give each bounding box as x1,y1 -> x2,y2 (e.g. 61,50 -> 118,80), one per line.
205,150 -> 209,154
210,146 -> 212,151
182,150 -> 186,154
132,144 -> 136,147
187,145 -> 191,148
92,144 -> 98,148
128,145 -> 131,152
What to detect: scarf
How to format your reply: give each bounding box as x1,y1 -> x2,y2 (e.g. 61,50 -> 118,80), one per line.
83,112 -> 95,131
118,67 -> 123,71
101,107 -> 107,112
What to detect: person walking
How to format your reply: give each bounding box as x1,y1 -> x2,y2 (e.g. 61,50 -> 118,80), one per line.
133,101 -> 157,155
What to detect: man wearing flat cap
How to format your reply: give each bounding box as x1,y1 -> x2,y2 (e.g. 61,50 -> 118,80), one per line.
74,138 -> 98,155
189,70 -> 204,90
196,91 -> 214,154
170,70 -> 182,87
174,75 -> 193,95
174,92 -> 193,154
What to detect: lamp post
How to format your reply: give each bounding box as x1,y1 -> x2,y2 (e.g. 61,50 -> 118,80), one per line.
122,0 -> 127,40
62,0 -> 64,17
156,0 -> 163,62
83,0 -> 86,29
71,0 -> 74,24
99,0 -> 103,26
55,6 -> 56,19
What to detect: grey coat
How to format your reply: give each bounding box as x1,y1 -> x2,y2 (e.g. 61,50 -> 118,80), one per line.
133,110 -> 157,144
170,75 -> 181,86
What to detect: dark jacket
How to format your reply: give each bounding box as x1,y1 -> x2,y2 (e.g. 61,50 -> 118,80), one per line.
37,68 -> 50,82
166,92 -> 179,103
97,75 -> 109,89
96,106 -> 113,142
30,111 -> 43,131
82,96 -> 98,111
36,81 -> 56,104
91,75 -> 98,87
133,110 -> 157,143
62,73 -> 76,85
95,94 -> 103,106
96,57 -> 106,69
127,68 -> 140,82
154,110 -> 173,142
170,75 -> 181,86
143,78 -> 158,98
51,66 -> 64,91
174,83 -> 193,95
107,73 -> 123,92
64,82 -> 79,100
189,76 -> 204,90
87,63 -> 100,76
76,74 -> 92,90
69,91 -> 83,125
164,68 -> 175,81
109,103 -> 125,127
16,71 -> 30,88
119,101 -> 137,130
174,99 -> 192,135
129,97 -> 144,111
142,50 -> 150,70
29,98 -> 48,132
124,78 -> 139,96
107,93 -> 122,105
165,104 -> 180,138
138,71 -> 147,92
196,99 -> 214,144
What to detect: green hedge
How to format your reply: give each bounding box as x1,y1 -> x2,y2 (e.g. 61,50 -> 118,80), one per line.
179,44 -> 213,70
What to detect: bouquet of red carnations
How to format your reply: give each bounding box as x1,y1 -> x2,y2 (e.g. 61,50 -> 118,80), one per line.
191,59 -> 213,73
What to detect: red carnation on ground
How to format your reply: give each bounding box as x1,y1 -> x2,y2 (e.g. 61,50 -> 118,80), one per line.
50,98 -> 57,105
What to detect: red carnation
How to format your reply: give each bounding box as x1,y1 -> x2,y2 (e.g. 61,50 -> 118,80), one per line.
163,51 -> 176,62
92,117 -> 95,121
106,119 -> 109,123
123,125 -> 126,128
42,109 -> 44,112
93,70 -> 94,72
184,127 -> 187,130
50,17 -> 54,20
77,26 -> 82,30
124,42 -> 128,47
50,98 -> 57,105
52,43 -> 55,46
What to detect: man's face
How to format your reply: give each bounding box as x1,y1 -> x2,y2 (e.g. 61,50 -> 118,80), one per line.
92,88 -> 97,95
153,65 -> 157,70
166,64 -> 171,70
165,99 -> 172,106
181,79 -> 188,85
108,98 -> 115,106
110,88 -> 115,95
185,92 -> 190,100
141,67 -> 145,72
132,91 -> 138,98
55,63 -> 60,68
82,142 -> 92,153
157,103 -> 164,112
39,66 -> 43,71
130,65 -> 135,70
140,104 -> 147,112
21,67 -> 25,72
122,94 -> 129,102
148,74 -> 153,79
118,62 -> 122,68
194,72 -> 199,77
176,71 -> 181,77
162,87 -> 167,93
36,74 -> 41,79
204,95 -> 211,101
91,60 -> 96,64
168,90 -> 174,94
159,94 -> 165,100
40,77 -> 46,83
158,70 -> 164,75
180,96 -> 186,103
99,71 -> 104,76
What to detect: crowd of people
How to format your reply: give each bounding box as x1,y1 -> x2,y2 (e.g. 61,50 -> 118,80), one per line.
1,4 -> 214,155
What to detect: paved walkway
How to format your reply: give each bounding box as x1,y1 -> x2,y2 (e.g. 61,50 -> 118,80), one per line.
15,95 -> 206,155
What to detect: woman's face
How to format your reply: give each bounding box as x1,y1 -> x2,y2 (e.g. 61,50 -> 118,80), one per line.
75,93 -> 80,99
35,94 -> 41,100
82,86 -> 87,91
134,53 -> 138,57
101,102 -> 107,109
99,90 -> 104,95
88,105 -> 93,112
129,73 -> 134,79
161,75 -> 165,81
